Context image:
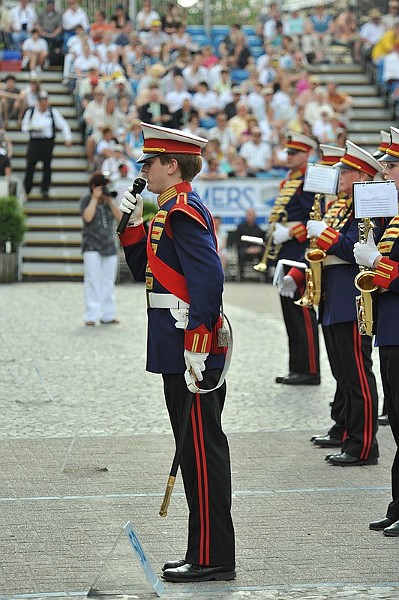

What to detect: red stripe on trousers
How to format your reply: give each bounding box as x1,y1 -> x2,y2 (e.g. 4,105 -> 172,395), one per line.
302,306 -> 317,374
190,402 -> 205,564
352,323 -> 372,459
195,394 -> 210,565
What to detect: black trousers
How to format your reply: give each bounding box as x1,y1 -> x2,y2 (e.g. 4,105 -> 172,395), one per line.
162,369 -> 235,567
280,295 -> 320,376
24,137 -> 54,194
323,321 -> 379,460
322,325 -> 348,441
379,346 -> 399,520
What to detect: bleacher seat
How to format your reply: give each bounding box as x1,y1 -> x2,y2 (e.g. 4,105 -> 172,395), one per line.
250,47 -> 264,59
211,25 -> 229,38
247,35 -> 263,47
242,26 -> 256,36
190,34 -> 212,47
231,68 -> 250,83
186,25 -> 206,36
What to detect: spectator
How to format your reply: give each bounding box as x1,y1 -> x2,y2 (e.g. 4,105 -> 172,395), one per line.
61,24 -> 93,85
123,118 -> 143,167
227,100 -> 251,141
284,8 -> 305,41
311,106 -> 336,144
382,40 -> 399,91
303,3 -> 333,64
212,66 -> 232,97
198,155 -> 228,180
96,30 -> 118,64
161,2 -> 180,34
141,18 -> 169,57
191,80 -> 218,128
228,154 -> 256,178
138,82 -> 172,126
113,21 -> 133,49
36,0 -> 63,64
14,75 -> 41,123
200,44 -> 219,68
62,0 -> 89,51
303,87 -> 331,125
90,9 -> 113,45
169,22 -> 193,52
234,208 -> 265,280
79,171 -> 122,327
9,0 -> 37,50
108,76 -> 134,106
171,97 -> 193,129
227,29 -> 252,69
371,20 -> 399,64
21,90 -> 72,198
0,75 -> 20,127
72,41 -> 100,80
326,79 -> 353,125
21,28 -> 49,77
359,8 -> 385,63
297,74 -> 322,107
181,110 -> 208,138
94,126 -> 117,170
99,48 -> 122,79
0,142 -> 11,176
271,130 -> 289,170
182,51 -> 209,93
221,23 -> 242,55
101,143 -> 135,181
123,40 -> 151,84
164,74 -> 191,114
111,3 -> 130,31
383,1 -> 399,29
0,0 -> 11,49
136,0 -> 160,33
332,5 -> 361,63
261,3 -> 281,42
238,126 -> 272,174
208,111 -> 237,154
223,85 -> 243,119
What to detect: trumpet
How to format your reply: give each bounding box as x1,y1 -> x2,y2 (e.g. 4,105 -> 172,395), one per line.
354,218 -> 377,336
253,209 -> 288,273
295,193 -> 326,308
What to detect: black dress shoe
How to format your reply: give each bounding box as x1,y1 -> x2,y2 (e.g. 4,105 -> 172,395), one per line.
313,434 -> 342,448
369,517 -> 394,531
327,452 -> 378,466
278,373 -> 320,385
162,563 -> 236,582
383,519 -> 399,536
162,559 -> 186,572
275,373 -> 291,383
378,414 -> 390,427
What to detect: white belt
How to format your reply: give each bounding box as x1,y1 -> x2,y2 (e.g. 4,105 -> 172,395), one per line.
323,255 -> 351,267
147,292 -> 189,310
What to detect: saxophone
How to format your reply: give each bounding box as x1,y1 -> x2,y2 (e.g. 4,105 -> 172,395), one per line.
354,218 -> 377,336
253,209 -> 288,273
295,193 -> 326,308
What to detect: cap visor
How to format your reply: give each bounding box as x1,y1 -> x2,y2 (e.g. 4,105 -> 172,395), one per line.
333,160 -> 352,170
136,152 -> 162,163
380,153 -> 399,162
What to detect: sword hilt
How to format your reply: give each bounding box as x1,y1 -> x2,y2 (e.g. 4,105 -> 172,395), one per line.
159,475 -> 176,517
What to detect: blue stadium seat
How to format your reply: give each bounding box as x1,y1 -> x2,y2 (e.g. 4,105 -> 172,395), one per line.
191,34 -> 212,47
242,25 -> 256,36
231,68 -> 250,83
186,25 -> 206,36
250,46 -> 264,59
247,35 -> 263,47
211,25 -> 229,38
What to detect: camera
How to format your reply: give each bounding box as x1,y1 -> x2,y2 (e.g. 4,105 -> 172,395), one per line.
102,186 -> 118,198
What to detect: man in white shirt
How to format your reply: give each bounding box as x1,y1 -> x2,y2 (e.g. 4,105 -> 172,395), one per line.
238,127 -> 271,174
21,28 -> 49,76
9,0 -> 37,50
359,9 -> 386,61
164,75 -> 192,114
62,0 -> 89,50
208,112 -> 237,154
21,90 -> 72,197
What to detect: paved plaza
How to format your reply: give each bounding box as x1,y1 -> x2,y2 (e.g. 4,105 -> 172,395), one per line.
0,280 -> 397,600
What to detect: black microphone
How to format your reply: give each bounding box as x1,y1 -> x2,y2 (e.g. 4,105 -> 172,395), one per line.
116,177 -> 147,235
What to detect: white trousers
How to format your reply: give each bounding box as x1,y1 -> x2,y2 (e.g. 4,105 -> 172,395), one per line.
83,251 -> 118,323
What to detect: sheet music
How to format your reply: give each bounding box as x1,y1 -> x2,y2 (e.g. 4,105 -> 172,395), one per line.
353,180 -> 398,218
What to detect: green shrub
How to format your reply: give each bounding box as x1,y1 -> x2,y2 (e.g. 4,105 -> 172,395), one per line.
0,196 -> 27,253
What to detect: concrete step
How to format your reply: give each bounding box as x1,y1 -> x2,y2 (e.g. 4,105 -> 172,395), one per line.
26,215 -> 81,229
12,145 -> 86,157
14,70 -> 63,83
24,230 -> 81,245
21,261 -> 84,278
339,85 -> 378,96
7,118 -> 80,132
28,171 -> 88,185
10,131 -> 83,143
351,108 -> 392,119
348,133 -> 381,146
13,157 -> 87,171
351,97 -> 386,108
311,64 -> 363,75
349,120 -> 394,133
22,246 -> 82,260
27,186 -> 88,198
315,73 -> 370,85
24,201 -> 80,215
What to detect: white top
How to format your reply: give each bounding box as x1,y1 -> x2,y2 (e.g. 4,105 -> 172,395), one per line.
22,37 -> 49,53
9,3 -> 37,32
239,140 -> 272,170
21,105 -> 72,141
164,89 -> 192,114
62,7 -> 89,31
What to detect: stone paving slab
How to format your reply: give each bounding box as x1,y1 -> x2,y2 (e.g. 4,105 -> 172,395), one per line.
0,282 -> 395,600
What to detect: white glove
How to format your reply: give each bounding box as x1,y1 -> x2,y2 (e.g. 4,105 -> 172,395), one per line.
272,222 -> 291,245
307,220 -> 327,239
184,349 -> 209,393
119,188 -> 143,226
277,274 -> 297,298
353,230 -> 381,268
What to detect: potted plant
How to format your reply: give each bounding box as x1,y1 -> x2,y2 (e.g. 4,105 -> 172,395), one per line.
0,195 -> 27,282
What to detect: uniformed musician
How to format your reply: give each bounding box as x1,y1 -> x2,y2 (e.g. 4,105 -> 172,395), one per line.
272,131 -> 321,386
118,123 -> 235,582
355,126 -> 399,533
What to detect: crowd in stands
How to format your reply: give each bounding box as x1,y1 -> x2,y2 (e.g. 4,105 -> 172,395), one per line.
1,0 -> 399,181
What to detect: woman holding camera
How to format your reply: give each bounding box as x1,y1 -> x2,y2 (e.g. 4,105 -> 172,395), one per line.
79,171 -> 122,326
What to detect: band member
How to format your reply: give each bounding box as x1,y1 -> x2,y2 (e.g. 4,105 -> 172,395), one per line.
280,141 -> 384,466
272,131 -> 321,385
118,123 -> 235,581
355,126 -> 399,533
